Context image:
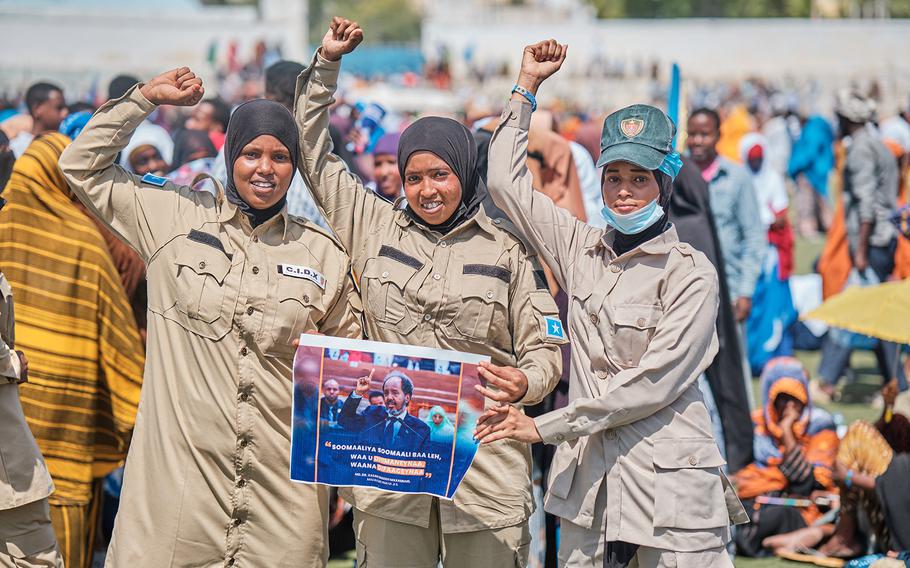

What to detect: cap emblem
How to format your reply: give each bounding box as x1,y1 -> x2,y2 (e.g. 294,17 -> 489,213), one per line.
620,118 -> 644,138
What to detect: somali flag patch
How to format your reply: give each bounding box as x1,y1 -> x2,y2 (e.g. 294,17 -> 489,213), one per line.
544,316 -> 566,341
140,173 -> 168,187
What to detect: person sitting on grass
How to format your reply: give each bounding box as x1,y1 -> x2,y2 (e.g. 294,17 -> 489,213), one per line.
734,356 -> 840,557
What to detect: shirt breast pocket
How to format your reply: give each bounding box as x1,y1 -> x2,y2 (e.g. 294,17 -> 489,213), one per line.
609,303 -> 661,368
168,241 -> 237,340
267,276 -> 322,357
446,266 -> 510,343
361,252 -> 421,335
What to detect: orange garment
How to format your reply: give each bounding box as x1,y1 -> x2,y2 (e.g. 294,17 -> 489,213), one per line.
734,357 -> 839,525
717,105 -> 756,163
819,158 -> 910,295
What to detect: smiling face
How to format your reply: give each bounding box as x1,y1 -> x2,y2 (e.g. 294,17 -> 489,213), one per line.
601,161 -> 661,214
232,134 -> 294,210
403,151 -> 463,226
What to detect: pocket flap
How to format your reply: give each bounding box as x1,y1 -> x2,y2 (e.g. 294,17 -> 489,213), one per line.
276,275 -> 320,305
528,290 -> 559,315
547,440 -> 581,499
652,438 -> 726,470
613,303 -> 661,329
4,521 -> 56,558
175,241 -> 231,283
461,274 -> 508,304
361,257 -> 419,290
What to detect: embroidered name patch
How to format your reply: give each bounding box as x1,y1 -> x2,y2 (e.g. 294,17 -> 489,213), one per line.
278,264 -> 326,289
544,316 -> 566,341
140,172 -> 168,187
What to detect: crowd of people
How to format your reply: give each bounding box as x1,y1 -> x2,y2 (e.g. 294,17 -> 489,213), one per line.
1,14 -> 909,568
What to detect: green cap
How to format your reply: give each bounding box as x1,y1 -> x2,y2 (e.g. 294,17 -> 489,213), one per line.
595,104 -> 677,170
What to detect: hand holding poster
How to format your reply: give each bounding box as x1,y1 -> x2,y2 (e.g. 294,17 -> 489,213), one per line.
290,334 -> 489,499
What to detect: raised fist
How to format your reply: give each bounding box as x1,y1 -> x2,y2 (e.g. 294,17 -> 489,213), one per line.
321,17 -> 364,61
517,39 -> 568,94
139,67 -> 204,107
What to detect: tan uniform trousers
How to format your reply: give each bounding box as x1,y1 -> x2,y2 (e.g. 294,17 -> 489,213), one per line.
0,499 -> 63,568
354,501 -> 530,568
558,482 -> 732,568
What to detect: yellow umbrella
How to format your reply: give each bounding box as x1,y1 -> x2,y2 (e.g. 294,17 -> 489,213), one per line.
802,279 -> 910,345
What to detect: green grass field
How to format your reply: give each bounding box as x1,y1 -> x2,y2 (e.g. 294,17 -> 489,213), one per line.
327,234 -> 889,568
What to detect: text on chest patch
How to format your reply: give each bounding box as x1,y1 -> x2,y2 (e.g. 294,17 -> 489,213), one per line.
278,264 -> 326,289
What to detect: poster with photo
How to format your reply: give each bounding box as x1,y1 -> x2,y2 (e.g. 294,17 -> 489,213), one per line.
289,334 -> 489,499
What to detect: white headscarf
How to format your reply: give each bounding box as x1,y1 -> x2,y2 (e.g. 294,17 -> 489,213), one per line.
119,121 -> 174,172
739,133 -> 789,229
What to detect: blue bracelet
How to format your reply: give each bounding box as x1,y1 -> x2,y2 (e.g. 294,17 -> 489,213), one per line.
845,469 -> 854,489
512,84 -> 537,112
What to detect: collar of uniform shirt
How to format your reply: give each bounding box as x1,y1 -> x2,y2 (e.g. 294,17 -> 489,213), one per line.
600,225 -> 680,258
219,198 -> 292,241
393,206 -> 499,240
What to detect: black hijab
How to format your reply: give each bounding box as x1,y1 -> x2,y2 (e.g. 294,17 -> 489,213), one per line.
611,170 -> 673,256
668,159 -> 753,472
224,99 -> 299,228
397,116 -> 485,235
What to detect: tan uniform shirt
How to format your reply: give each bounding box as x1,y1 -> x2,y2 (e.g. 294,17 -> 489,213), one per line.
58,86 -> 362,568
0,273 -> 54,511
295,52 -> 566,533
487,100 -> 747,552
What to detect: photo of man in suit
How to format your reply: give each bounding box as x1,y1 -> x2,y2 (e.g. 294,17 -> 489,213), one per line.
338,369 -> 430,453
319,378 -> 344,426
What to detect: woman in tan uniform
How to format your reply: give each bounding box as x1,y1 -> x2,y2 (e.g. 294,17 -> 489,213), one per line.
58,68 -> 361,567
476,42 -> 747,567
293,18 -> 566,568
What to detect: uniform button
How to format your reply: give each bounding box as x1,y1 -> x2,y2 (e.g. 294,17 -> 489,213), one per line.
595,369 -> 609,379
252,235 -> 259,242
636,317 -> 646,327
240,391 -> 250,401
423,314 -> 432,321
237,478 -> 247,487
485,291 -> 494,299
246,306 -> 254,315
439,241 -> 447,248
198,261 -> 206,270
240,346 -> 248,356
493,218 -> 502,225
610,265 -> 620,273
433,274 -> 441,281
252,266 -> 260,275
589,313 -> 599,325
606,430 -> 617,440
381,271 -> 389,278
688,456 -> 698,466
555,433 -> 565,441
302,294 -> 310,303
239,437 -> 250,447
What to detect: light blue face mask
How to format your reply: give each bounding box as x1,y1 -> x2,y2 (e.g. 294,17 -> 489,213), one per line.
600,199 -> 665,235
